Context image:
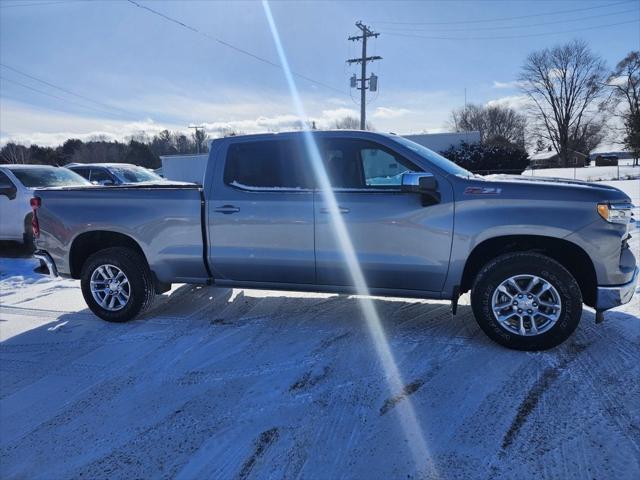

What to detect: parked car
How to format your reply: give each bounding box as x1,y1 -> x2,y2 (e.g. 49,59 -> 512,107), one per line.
31,131 -> 637,351
66,163 -> 166,185
0,165 -> 90,245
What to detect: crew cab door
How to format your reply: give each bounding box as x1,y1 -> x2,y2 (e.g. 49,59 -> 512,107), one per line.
314,138 -> 454,294
207,138 -> 315,284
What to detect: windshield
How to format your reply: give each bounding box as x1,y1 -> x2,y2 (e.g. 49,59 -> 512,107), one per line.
391,136 -> 473,177
10,167 -> 91,188
110,166 -> 163,183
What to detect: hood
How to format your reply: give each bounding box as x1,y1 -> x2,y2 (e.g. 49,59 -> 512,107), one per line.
464,174 -> 632,203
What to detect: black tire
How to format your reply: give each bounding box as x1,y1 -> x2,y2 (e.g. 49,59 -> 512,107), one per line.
471,252 -> 582,351
80,247 -> 155,322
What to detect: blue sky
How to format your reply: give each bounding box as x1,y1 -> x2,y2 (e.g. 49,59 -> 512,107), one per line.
0,0 -> 638,145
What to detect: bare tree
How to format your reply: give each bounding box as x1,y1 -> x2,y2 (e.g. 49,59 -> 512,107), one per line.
334,116 -> 374,131
173,132 -> 193,154
450,103 -> 526,148
607,51 -> 640,166
192,128 -> 209,153
0,143 -> 31,164
519,39 -> 607,166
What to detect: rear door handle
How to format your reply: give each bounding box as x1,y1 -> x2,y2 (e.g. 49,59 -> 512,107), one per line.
214,205 -> 240,214
320,206 -> 349,214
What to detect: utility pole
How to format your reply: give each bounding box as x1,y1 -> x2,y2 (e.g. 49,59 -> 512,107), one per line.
347,21 -> 381,130
188,125 -> 205,154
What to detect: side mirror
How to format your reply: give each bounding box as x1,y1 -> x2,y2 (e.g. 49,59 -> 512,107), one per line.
99,179 -> 115,186
401,172 -> 440,204
0,182 -> 17,200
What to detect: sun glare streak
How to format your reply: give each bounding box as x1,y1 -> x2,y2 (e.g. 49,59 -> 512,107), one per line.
261,2 -> 436,475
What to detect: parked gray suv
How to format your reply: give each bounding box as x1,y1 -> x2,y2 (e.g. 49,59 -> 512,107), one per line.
31,131 -> 637,350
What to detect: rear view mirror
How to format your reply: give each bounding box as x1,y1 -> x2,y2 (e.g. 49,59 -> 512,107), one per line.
401,172 -> 440,204
0,181 -> 17,200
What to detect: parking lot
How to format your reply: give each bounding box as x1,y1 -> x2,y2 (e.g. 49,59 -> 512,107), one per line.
1,248 -> 638,479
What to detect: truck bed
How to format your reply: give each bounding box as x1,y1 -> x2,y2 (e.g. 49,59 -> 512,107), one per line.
34,184 -> 210,284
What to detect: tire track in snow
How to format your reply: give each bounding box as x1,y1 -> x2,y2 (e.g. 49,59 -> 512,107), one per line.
500,342 -> 589,451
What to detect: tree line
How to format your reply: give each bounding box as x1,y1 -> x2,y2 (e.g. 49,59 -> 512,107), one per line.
0,129 -> 210,169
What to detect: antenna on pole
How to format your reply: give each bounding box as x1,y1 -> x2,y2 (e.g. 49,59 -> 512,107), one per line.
347,21 -> 382,130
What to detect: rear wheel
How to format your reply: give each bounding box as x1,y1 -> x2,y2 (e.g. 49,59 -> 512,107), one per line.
471,252 -> 582,351
80,247 -> 155,322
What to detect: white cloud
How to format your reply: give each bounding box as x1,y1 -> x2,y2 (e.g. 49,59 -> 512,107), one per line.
607,75 -> 628,87
318,107 -> 359,122
372,107 -> 411,119
492,80 -> 527,89
0,87 -> 466,145
0,100 -> 185,146
486,94 -> 530,111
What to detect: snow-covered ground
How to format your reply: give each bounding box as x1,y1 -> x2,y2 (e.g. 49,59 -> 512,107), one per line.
0,180 -> 638,479
524,159 -> 640,182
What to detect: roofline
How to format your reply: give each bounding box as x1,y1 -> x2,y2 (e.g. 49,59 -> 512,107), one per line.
65,163 -> 142,167
0,164 -> 67,168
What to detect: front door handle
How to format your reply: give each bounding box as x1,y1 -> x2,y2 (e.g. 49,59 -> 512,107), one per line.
320,206 -> 349,214
214,205 -> 240,214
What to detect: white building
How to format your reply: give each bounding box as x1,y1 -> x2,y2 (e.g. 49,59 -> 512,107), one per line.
160,153 -> 209,184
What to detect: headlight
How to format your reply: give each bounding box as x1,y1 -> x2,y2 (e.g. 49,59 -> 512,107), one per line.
597,202 -> 633,225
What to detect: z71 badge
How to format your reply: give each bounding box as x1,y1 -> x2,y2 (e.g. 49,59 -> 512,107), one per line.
464,186 -> 502,195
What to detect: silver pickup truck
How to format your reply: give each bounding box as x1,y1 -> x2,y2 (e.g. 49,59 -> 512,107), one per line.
32,131 -> 637,350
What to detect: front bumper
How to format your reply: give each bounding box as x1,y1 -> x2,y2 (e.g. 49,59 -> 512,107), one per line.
34,250 -> 58,278
595,267 -> 639,311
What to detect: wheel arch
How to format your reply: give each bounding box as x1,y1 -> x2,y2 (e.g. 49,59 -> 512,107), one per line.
460,235 -> 597,307
69,230 -> 147,279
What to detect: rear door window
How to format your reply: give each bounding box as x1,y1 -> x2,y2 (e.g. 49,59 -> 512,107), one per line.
71,168 -> 91,180
224,139 -> 311,190
90,169 -> 116,184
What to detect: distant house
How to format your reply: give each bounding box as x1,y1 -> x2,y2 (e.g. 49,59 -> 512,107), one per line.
402,131 -> 481,153
593,154 -> 619,166
589,145 -> 633,161
529,149 -> 587,169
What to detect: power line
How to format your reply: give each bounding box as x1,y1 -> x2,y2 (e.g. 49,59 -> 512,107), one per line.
369,0 -> 634,25
381,18 -> 640,41
0,63 -> 131,116
126,0 -> 346,96
0,75 -> 129,118
380,7 -> 638,33
0,0 -> 81,9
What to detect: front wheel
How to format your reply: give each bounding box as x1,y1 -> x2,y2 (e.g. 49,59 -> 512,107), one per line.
471,252 -> 582,351
80,247 -> 155,322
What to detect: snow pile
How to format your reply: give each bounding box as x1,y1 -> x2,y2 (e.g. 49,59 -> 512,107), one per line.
524,162 -> 639,182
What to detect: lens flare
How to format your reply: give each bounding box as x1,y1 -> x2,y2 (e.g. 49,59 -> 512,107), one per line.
262,2 -> 436,475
